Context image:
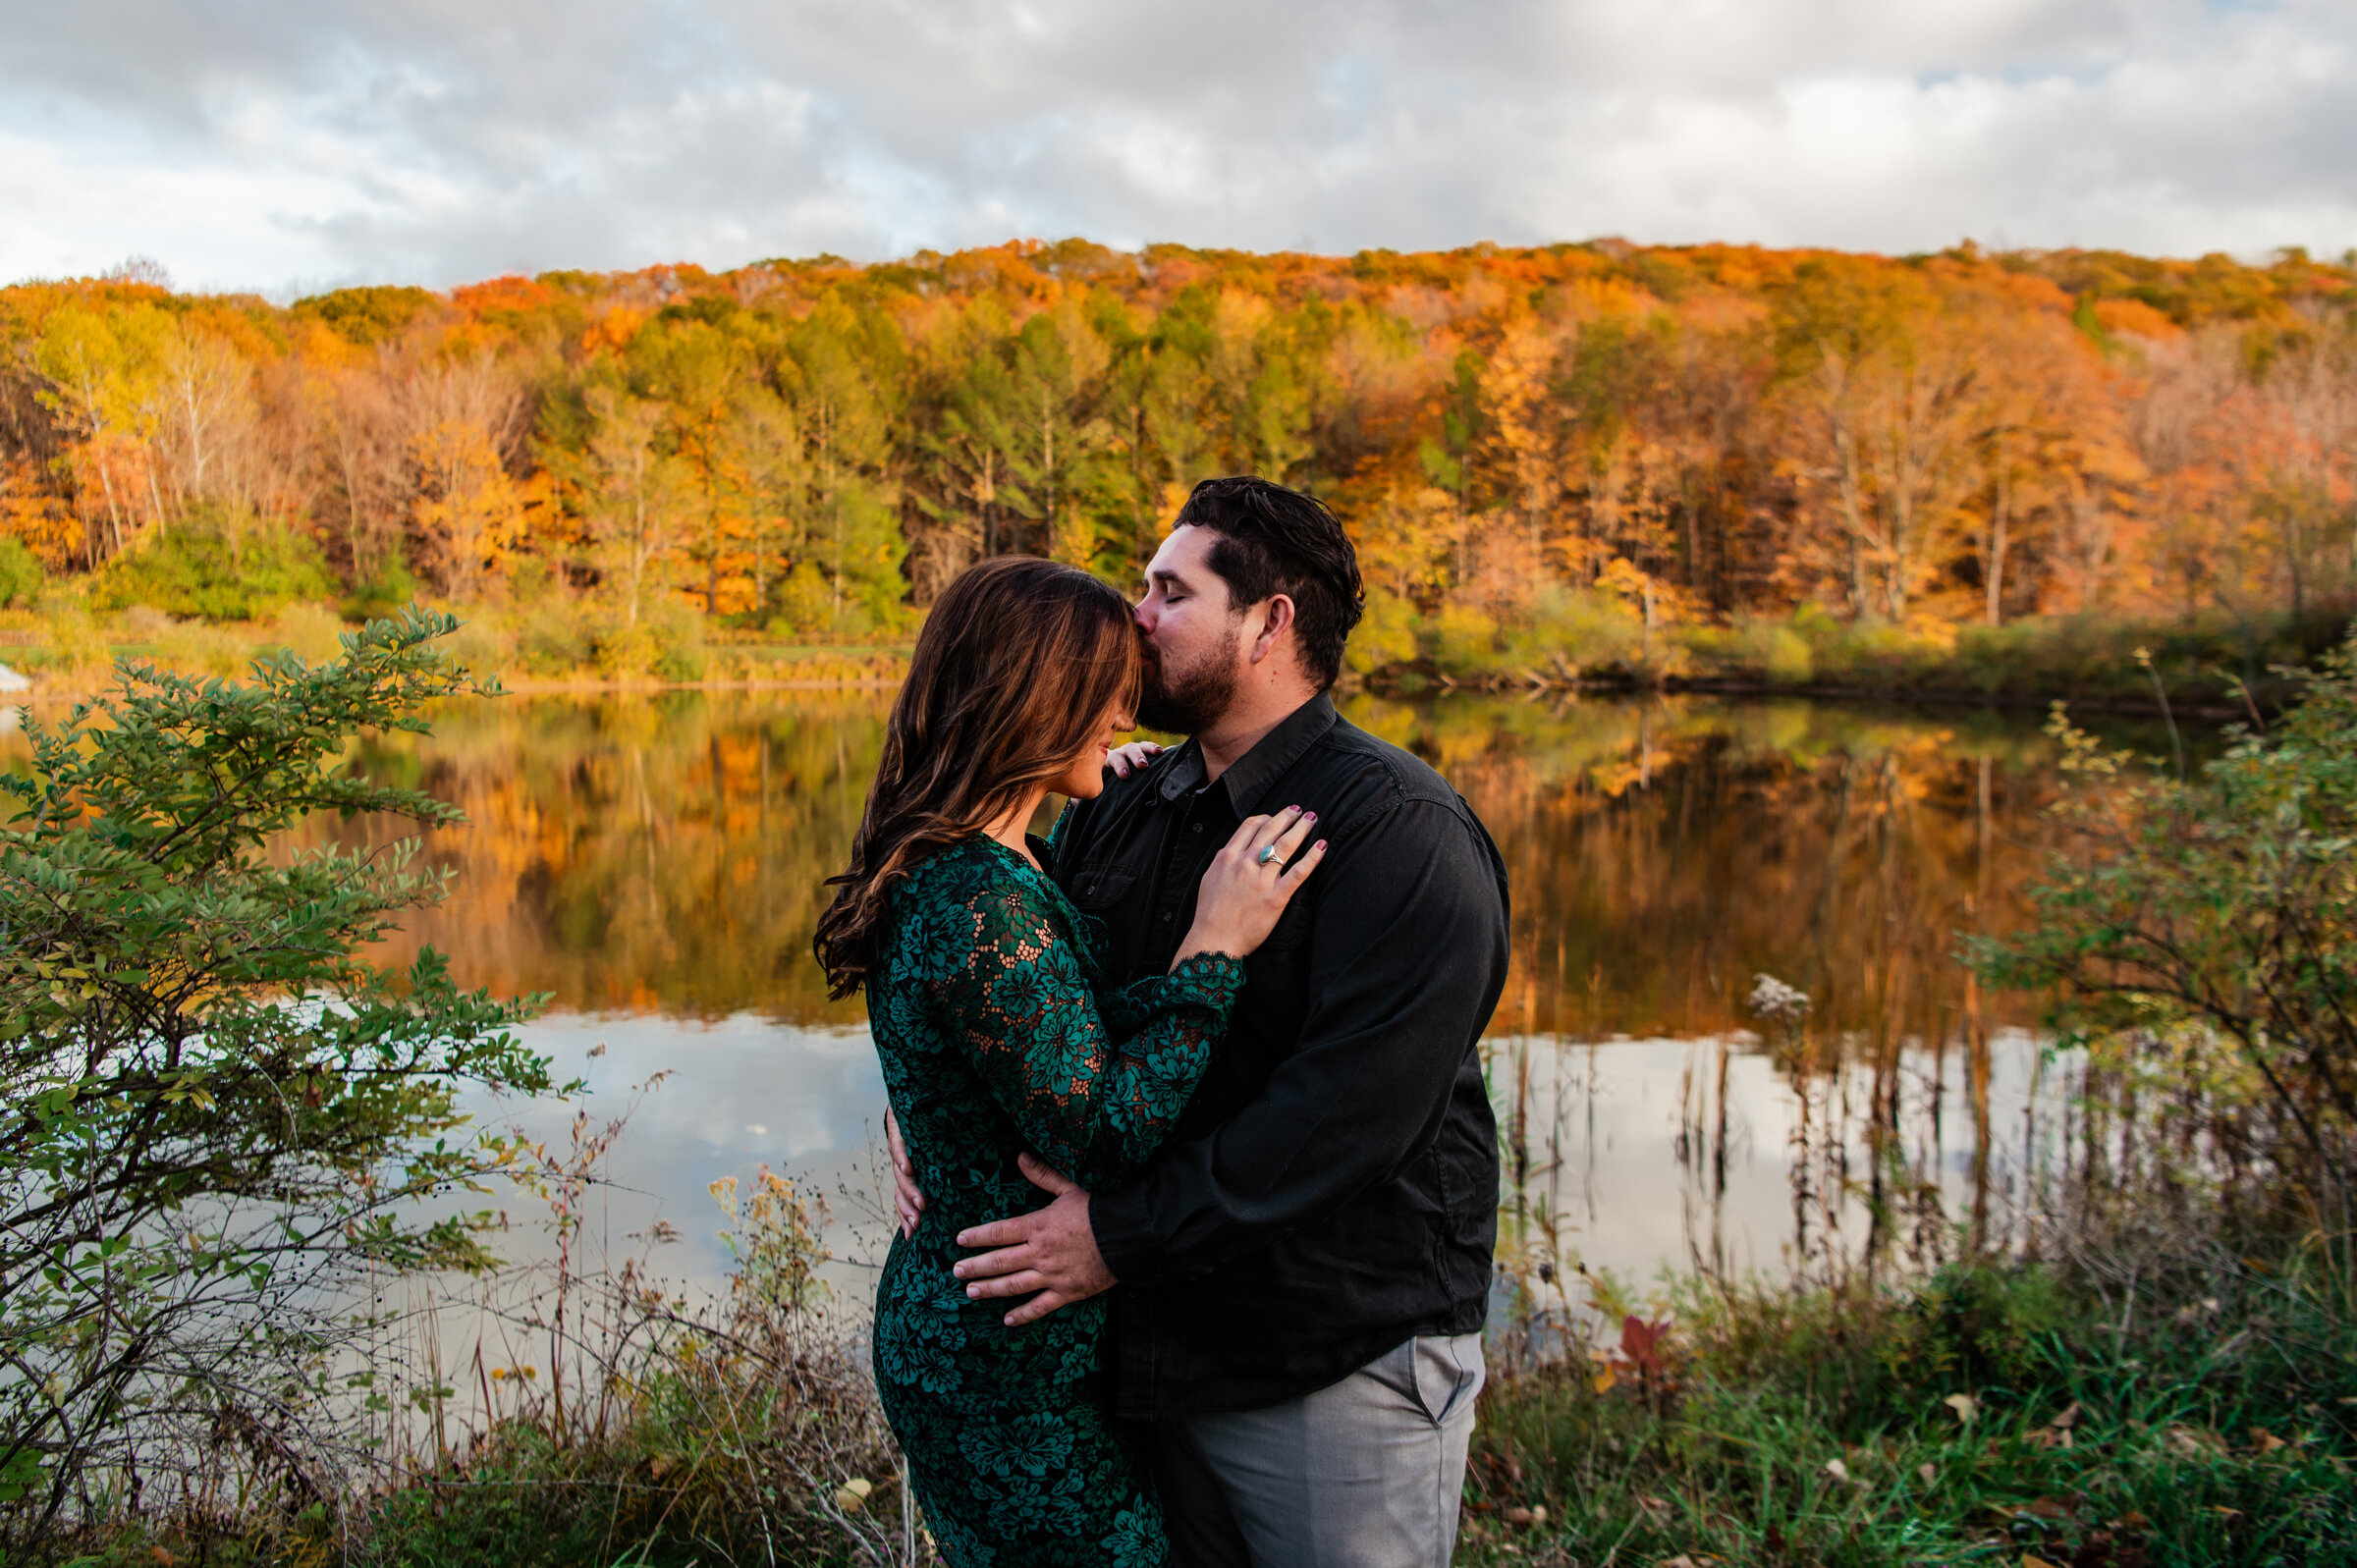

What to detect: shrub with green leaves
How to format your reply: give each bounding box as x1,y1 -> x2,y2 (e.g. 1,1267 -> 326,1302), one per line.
1972,631 -> 2357,1264
0,537 -> 43,611
0,609 -> 550,1549
87,503 -> 338,622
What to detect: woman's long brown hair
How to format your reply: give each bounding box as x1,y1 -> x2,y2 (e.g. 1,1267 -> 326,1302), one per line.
814,556 -> 1141,999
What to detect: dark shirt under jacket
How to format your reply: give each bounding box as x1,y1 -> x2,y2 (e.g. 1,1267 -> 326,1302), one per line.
1048,692 -> 1511,1419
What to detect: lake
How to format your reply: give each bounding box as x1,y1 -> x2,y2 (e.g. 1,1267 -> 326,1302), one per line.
286,686 -> 2116,1314
1,685 -> 2113,1312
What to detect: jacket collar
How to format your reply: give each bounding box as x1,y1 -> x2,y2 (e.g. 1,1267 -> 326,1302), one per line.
1156,692 -> 1339,816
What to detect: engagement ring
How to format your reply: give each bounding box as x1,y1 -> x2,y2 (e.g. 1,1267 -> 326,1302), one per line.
1258,845 -> 1279,865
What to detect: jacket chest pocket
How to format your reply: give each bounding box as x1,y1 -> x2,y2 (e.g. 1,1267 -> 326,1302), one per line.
1068,866 -> 1138,912
1259,896 -> 1315,953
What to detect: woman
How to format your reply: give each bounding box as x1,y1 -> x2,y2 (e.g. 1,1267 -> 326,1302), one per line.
815,556 -> 1322,1568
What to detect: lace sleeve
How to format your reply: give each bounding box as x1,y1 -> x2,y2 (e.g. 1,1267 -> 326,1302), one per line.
929,875 -> 1243,1191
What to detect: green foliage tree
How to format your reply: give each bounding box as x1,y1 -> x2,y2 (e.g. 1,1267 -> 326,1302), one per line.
574,386 -> 685,627
784,295 -> 905,634
0,610 -> 550,1546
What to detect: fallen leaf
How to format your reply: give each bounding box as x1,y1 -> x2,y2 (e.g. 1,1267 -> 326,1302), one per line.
2213,1506 -> 2242,1519
2050,1401 -> 2081,1430
1658,1558 -> 1702,1568
2166,1424 -> 2226,1458
1503,1505 -> 1536,1526
1918,1463 -> 1939,1486
1823,1457 -> 1853,1485
1592,1367 -> 1617,1394
2023,1556 -> 2061,1568
2250,1429 -> 2287,1455
1635,1493 -> 1673,1520
1944,1392 -> 1979,1426
834,1477 -> 873,1513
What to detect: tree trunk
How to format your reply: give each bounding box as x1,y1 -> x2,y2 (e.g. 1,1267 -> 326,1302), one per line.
1985,449 -> 2010,627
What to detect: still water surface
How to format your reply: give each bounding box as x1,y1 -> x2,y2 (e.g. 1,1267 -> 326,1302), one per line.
0,687 -> 2109,1303
301,688 -> 2110,1305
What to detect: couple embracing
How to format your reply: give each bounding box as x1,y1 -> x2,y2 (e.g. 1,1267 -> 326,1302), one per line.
815,478 -> 1511,1568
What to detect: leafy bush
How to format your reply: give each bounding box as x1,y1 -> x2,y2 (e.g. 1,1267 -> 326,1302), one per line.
342,555 -> 425,622
0,610 -> 549,1550
0,537 -> 42,610
88,505 -> 337,622
1974,631 -> 2357,1260
592,604 -> 708,681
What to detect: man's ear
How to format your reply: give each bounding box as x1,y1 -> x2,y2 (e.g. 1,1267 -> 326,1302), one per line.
1247,594 -> 1296,667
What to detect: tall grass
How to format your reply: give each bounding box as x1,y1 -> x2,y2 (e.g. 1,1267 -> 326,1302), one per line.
14,1090 -> 916,1568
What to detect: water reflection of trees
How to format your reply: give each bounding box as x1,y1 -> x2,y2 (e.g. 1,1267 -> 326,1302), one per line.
345,690 -> 889,1025
339,691 -> 2077,1042
1360,693 -> 2067,1045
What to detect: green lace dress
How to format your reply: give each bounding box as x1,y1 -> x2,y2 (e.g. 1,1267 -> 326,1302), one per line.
867,836 -> 1243,1568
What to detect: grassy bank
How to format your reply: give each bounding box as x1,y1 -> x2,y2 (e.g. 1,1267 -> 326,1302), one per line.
0,601 -> 909,696
1463,1246 -> 2356,1567
31,1239 -> 2351,1568
1388,589 -> 2354,715
5,593 -> 2348,713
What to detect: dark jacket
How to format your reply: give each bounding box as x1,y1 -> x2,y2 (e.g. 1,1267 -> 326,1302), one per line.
1049,693 -> 1510,1418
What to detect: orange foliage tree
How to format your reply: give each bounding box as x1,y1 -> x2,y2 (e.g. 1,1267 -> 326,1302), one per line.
0,239 -> 2349,654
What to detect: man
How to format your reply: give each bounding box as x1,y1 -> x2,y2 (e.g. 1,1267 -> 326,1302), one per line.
897,476 -> 1510,1567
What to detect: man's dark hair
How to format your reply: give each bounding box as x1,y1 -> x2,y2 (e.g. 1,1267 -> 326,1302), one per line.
1174,476 -> 1365,690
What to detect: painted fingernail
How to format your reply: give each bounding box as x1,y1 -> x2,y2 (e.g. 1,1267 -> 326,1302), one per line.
1304,811 -> 1316,822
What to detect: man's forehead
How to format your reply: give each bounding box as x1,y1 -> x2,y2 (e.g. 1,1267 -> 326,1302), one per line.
1146,523 -> 1213,579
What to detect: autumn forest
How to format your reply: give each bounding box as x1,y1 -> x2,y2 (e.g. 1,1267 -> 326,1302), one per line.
3,238 -> 2354,689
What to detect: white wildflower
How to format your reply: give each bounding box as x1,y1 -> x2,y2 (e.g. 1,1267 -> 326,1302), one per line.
1746,973 -> 1811,1023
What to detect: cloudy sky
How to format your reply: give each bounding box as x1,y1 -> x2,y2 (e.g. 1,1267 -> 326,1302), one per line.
4,0 -> 2354,295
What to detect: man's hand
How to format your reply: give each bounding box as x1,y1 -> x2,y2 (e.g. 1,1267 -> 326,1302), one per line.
884,1107 -> 924,1238
1108,739 -> 1164,779
954,1154 -> 1115,1326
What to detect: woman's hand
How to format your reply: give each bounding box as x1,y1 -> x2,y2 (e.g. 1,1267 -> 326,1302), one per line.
1108,739 -> 1163,779
1176,806 -> 1326,963
884,1106 -> 924,1238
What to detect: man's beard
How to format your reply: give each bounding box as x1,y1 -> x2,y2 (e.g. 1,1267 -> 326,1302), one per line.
1136,627 -> 1240,735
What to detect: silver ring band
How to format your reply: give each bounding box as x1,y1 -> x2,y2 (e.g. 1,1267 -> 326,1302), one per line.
1257,844 -> 1279,865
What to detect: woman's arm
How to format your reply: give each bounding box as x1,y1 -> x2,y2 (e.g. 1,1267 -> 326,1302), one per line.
931,875 -> 1242,1190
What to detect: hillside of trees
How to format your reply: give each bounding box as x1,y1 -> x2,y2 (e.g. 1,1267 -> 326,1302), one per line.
2,239 -> 2353,691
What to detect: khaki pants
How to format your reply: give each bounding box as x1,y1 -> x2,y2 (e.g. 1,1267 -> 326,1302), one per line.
1148,1333 -> 1486,1568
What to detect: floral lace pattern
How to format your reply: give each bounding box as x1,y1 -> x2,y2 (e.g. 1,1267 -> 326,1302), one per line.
868,836 -> 1241,1568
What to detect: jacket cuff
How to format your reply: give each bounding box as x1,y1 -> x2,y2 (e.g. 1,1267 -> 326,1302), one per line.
1090,1181 -> 1164,1287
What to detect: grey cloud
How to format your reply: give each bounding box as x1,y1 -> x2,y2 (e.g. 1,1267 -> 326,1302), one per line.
2,0 -> 2353,291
